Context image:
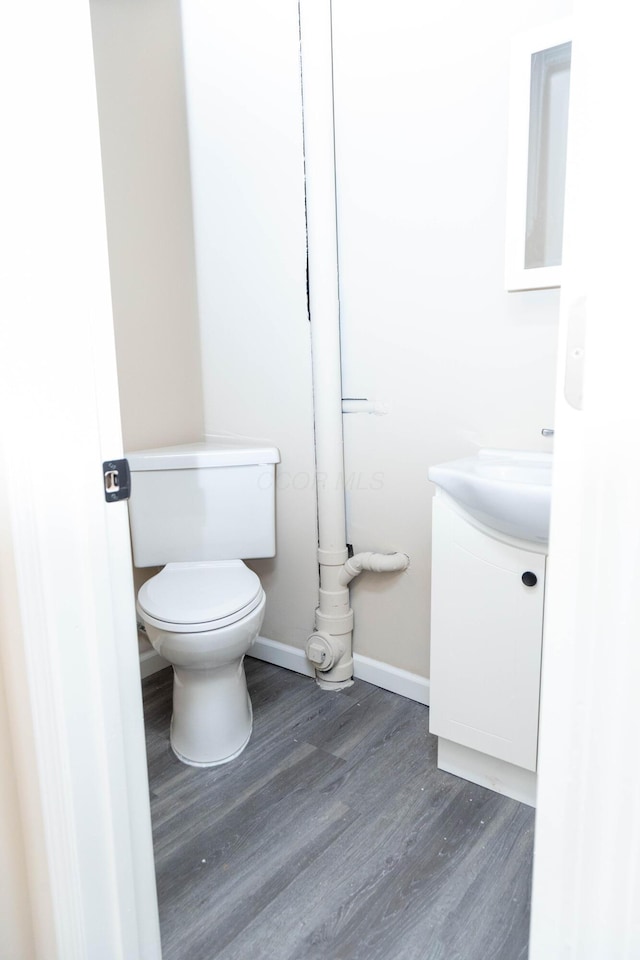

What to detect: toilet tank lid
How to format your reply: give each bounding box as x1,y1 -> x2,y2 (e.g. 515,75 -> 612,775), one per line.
126,436 -> 280,471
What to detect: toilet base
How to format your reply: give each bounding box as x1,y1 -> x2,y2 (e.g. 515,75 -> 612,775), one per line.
170,705 -> 253,767
169,658 -> 254,766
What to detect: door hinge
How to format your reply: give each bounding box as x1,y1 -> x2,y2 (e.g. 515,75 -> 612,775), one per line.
103,458 -> 131,502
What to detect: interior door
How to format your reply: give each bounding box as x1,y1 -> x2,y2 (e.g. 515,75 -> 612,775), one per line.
0,2 -> 161,956
529,0 -> 640,955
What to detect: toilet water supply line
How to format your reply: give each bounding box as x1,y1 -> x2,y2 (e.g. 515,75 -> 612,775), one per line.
299,0 -> 409,686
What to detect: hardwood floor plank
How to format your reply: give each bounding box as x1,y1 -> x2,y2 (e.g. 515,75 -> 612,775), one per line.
142,658 -> 534,960
180,799 -> 361,960
214,774 -> 502,960
335,791 -> 533,960
310,693 -> 436,818
294,681 -> 406,760
151,738 -> 319,855
434,803 -> 534,960
156,751 -> 356,959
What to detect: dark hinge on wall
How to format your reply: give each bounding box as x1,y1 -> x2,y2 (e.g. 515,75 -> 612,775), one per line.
102,458 -> 131,502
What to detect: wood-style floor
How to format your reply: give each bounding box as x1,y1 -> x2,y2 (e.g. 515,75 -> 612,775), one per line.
143,658 -> 534,960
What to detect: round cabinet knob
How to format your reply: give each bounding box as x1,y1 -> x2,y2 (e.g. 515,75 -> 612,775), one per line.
522,571 -> 538,587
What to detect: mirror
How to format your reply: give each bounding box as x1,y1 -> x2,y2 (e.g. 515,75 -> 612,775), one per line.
505,20 -> 572,291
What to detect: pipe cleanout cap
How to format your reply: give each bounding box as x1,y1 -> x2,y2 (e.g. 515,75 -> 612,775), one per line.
306,632 -> 340,672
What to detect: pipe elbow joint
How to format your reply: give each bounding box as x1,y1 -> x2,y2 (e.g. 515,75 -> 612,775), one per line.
339,551 -> 410,586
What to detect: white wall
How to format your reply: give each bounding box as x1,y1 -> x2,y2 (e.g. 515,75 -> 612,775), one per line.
90,0 -> 204,454
332,0 -> 570,675
180,0 -> 319,650
91,0 -> 206,606
97,0 -> 571,677
180,0 -> 570,674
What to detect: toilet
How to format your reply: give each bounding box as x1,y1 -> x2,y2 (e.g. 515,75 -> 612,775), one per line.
127,437 -> 280,767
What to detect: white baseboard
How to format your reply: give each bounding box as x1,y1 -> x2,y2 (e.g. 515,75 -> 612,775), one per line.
139,648 -> 170,680
248,637 -> 430,705
249,636 -> 316,677
353,653 -> 430,705
139,634 -> 430,707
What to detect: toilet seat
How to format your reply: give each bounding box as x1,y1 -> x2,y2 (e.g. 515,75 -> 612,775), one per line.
137,560 -> 263,633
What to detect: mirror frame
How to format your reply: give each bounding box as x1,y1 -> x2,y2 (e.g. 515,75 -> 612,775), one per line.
505,18 -> 572,292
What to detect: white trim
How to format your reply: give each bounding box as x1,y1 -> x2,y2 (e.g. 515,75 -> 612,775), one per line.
438,738 -> 536,808
529,2 -> 640,954
244,637 -> 430,705
0,1 -> 161,954
249,636 -> 316,678
139,648 -> 171,680
353,653 -> 430,705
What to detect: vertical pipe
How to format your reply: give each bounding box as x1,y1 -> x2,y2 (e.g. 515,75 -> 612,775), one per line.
299,0 -> 353,683
299,0 -> 345,550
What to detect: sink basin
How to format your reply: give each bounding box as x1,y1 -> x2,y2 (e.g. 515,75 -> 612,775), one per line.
428,449 -> 552,543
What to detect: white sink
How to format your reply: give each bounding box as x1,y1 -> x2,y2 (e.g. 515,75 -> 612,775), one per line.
428,449 -> 552,543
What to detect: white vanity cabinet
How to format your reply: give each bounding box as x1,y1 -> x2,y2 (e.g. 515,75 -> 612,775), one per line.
429,493 -> 547,805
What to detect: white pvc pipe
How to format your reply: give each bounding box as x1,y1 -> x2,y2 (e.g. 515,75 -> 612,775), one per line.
299,0 -> 353,684
299,1 -> 409,685
299,0 -> 347,561
340,552 -> 410,587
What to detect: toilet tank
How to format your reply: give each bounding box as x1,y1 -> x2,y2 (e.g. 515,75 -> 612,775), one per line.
126,437 -> 280,567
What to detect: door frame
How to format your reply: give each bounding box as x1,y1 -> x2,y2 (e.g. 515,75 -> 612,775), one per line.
0,1 -> 161,956
529,0 -> 640,954
2,0 -> 639,956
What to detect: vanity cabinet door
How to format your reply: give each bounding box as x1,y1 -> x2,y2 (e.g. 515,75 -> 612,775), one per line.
429,498 -> 545,771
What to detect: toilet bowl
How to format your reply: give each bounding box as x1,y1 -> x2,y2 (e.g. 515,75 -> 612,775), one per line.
138,560 -> 266,766
126,437 -> 280,767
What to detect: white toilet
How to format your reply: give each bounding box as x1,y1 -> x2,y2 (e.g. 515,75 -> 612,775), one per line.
127,437 -> 280,767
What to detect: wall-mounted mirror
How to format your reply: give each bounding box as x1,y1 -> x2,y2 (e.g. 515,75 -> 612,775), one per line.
505,19 -> 572,291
